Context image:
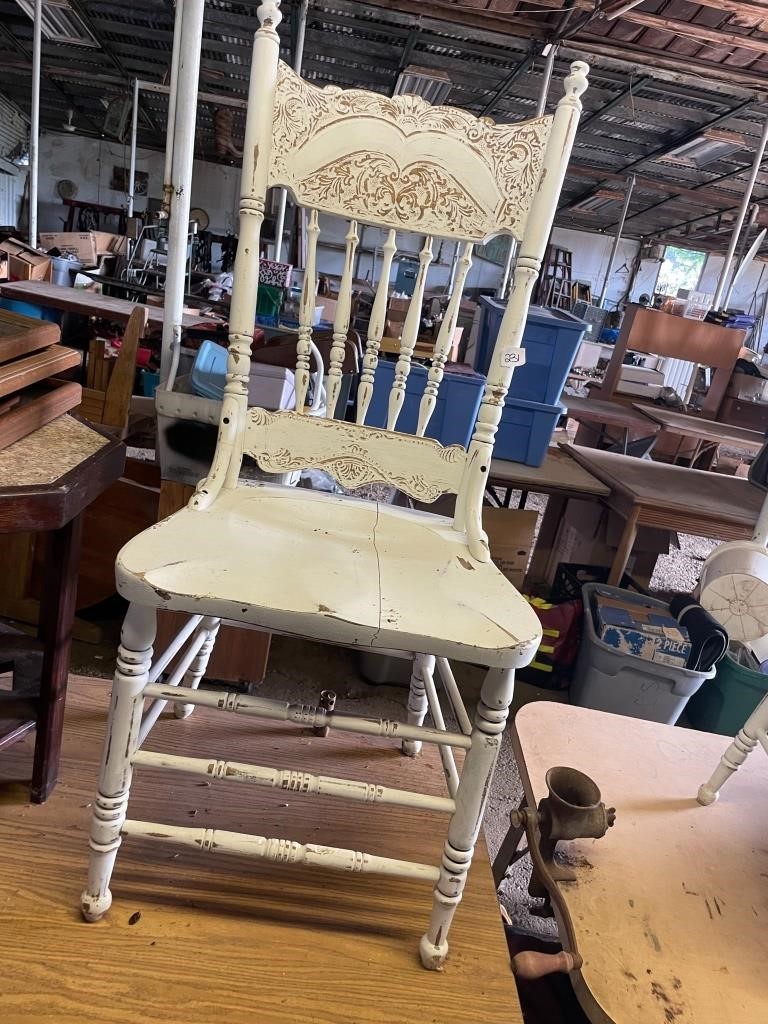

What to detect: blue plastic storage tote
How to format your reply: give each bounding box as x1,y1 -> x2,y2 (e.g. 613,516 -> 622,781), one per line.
474,299 -> 586,405
0,297 -> 60,323
363,359 -> 484,448
493,396 -> 565,467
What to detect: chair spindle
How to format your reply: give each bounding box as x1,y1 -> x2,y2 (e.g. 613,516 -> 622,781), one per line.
357,228 -> 397,426
416,242 -> 473,438
387,236 -> 433,431
295,208 -> 320,414
326,219 -> 359,419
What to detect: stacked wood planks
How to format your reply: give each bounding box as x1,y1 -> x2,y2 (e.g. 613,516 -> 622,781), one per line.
0,309 -> 82,450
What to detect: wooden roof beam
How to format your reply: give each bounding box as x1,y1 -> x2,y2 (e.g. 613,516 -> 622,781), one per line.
613,11 -> 768,56
566,164 -> 754,211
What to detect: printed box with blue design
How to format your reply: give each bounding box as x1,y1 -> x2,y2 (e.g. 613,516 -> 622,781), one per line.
592,588 -> 691,669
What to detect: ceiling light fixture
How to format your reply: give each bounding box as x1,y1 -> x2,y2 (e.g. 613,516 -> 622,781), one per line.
571,189 -> 625,214
663,129 -> 746,169
393,65 -> 452,105
14,0 -> 100,48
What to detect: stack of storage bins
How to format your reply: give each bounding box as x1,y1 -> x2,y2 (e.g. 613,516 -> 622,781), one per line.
474,299 -> 586,465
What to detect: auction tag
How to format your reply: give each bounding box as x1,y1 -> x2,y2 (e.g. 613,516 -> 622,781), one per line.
499,347 -> 526,369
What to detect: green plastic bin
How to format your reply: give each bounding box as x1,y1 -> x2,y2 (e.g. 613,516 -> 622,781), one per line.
686,650 -> 768,737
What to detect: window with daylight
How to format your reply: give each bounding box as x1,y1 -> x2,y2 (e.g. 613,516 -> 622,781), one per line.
655,245 -> 706,297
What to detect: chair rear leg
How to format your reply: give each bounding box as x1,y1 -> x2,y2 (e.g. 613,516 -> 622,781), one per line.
402,654 -> 434,757
174,616 -> 221,719
698,693 -> 768,805
420,667 -> 515,970
81,603 -> 156,922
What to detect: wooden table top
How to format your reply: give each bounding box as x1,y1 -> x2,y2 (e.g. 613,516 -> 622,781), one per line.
633,404 -> 766,452
0,281 -> 214,330
563,443 -> 764,528
0,674 -> 520,1024
562,395 -> 660,432
0,414 -> 108,488
513,701 -> 768,1024
489,446 -> 610,497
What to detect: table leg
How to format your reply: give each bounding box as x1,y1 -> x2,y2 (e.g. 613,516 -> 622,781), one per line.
518,489 -> 528,510
608,508 -> 639,587
31,514 -> 83,803
526,494 -> 566,586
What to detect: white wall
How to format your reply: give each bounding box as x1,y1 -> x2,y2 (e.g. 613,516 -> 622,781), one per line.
37,130 -> 241,236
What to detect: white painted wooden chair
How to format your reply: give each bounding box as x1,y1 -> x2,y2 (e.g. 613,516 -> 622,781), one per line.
697,692 -> 768,805
81,0 -> 588,969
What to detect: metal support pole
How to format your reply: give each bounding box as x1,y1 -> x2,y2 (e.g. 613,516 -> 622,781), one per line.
160,0 -> 204,390
29,0 -> 41,248
713,111 -> 768,310
273,0 -> 308,262
535,44 -> 558,117
447,241 -> 461,292
162,0 -> 185,218
497,239 -> 518,300
724,204 -> 759,308
127,77 -> 139,218
598,174 -> 636,308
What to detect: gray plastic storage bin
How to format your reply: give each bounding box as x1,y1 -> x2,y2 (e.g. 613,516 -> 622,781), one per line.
571,583 -> 715,724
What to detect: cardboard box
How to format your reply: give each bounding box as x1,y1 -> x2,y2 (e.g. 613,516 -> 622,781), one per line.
93,231 -> 128,257
593,588 -> 690,668
39,231 -> 97,264
551,498 -> 670,589
484,507 -> 538,590
0,237 -> 51,281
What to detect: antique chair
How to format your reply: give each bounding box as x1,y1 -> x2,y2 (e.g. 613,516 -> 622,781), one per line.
81,0 -> 589,969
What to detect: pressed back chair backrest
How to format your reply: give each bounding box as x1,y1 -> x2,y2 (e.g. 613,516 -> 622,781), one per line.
192,0 -> 588,562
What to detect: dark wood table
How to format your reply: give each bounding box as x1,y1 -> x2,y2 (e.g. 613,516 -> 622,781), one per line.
0,415 -> 124,802
633,404 -> 765,466
0,280 -> 215,331
562,395 -> 660,454
487,448 -> 611,584
563,443 -> 765,585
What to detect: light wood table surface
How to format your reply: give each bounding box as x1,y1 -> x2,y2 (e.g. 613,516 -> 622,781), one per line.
562,443 -> 765,584
487,447 -> 610,585
512,701 -> 768,1024
0,280 -> 215,330
0,674 -> 520,1024
633,404 -> 765,466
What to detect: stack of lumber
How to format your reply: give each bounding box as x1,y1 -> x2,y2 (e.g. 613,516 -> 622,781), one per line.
0,309 -> 81,451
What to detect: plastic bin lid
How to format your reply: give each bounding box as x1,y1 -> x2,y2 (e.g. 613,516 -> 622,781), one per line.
478,296 -> 587,329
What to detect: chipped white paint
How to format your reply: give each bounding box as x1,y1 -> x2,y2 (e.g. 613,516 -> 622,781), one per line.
132,749 -> 456,813
357,228 -> 396,427
81,0 -> 588,971
326,219 -> 358,418
142,682 -> 472,749
697,693 -> 768,805
387,236 -> 433,432
296,208 -> 320,413
122,819 -> 441,882
416,242 -> 473,438
245,407 -> 466,501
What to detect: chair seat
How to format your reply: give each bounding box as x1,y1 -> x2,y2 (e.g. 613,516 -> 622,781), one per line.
116,484 -> 542,668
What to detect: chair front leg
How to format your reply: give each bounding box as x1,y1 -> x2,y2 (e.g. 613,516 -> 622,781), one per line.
174,616 -> 221,719
698,692 -> 768,805
81,603 -> 156,922
402,654 -> 435,757
420,667 -> 515,970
